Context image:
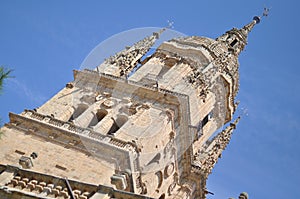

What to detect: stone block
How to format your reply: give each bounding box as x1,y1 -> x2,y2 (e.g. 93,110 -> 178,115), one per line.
29,180 -> 38,185
22,178 -> 29,183
39,181 -> 47,187
73,189 -> 81,195
13,176 -> 21,181
47,183 -> 55,189
27,183 -> 35,190
18,181 -> 26,188
60,190 -> 69,198
35,184 -> 43,192
56,185 -> 63,191
10,179 -> 18,186
82,191 -> 90,196
52,188 -> 60,196
43,186 -> 52,194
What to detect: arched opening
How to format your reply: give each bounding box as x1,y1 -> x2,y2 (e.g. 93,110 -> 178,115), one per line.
158,57 -> 178,78
88,109 -> 108,127
159,193 -> 165,199
147,153 -> 161,166
97,109 -> 108,121
69,104 -> 89,121
80,95 -> 95,104
108,115 -> 128,135
155,171 -> 163,189
230,39 -> 238,47
115,115 -> 128,127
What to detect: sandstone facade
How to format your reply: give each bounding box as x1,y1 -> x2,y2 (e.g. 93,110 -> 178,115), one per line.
0,16 -> 260,199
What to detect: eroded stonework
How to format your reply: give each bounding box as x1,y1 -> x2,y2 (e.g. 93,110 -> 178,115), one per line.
0,16 -> 260,199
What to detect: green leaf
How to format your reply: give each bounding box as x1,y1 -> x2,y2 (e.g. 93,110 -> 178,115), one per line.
0,66 -> 13,94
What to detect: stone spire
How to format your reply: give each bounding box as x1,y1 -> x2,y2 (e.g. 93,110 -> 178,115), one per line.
219,7 -> 270,56
206,14 -> 264,99
240,16 -> 260,39
192,117 -> 241,176
184,14 -> 265,104
216,15 -> 261,57
241,7 -> 270,41
101,27 -> 168,77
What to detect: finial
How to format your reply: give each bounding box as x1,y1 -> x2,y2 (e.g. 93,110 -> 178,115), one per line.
240,8 -> 269,39
167,20 -> 174,29
262,7 -> 270,17
253,7 -> 271,24
156,20 -> 174,37
253,16 -> 261,24
238,192 -> 249,199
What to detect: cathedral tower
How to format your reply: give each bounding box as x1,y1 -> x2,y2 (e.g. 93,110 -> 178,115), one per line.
0,15 -> 261,199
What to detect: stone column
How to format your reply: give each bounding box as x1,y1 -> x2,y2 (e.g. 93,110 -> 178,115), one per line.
74,104 -> 97,128
93,114 -> 115,135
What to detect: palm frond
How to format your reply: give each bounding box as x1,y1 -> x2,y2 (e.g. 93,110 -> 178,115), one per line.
0,66 -> 13,92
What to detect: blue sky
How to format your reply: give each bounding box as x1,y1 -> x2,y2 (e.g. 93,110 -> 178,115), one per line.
0,1 -> 299,198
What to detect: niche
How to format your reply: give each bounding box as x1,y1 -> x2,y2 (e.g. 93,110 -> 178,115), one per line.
156,171 -> 163,189
159,193 -> 165,199
88,109 -> 108,127
201,111 -> 213,127
108,115 -> 128,135
230,39 -> 238,47
80,95 -> 95,104
69,104 -> 89,121
158,57 -> 178,78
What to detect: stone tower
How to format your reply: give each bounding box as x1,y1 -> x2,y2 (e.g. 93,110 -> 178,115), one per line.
0,16 -> 261,199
